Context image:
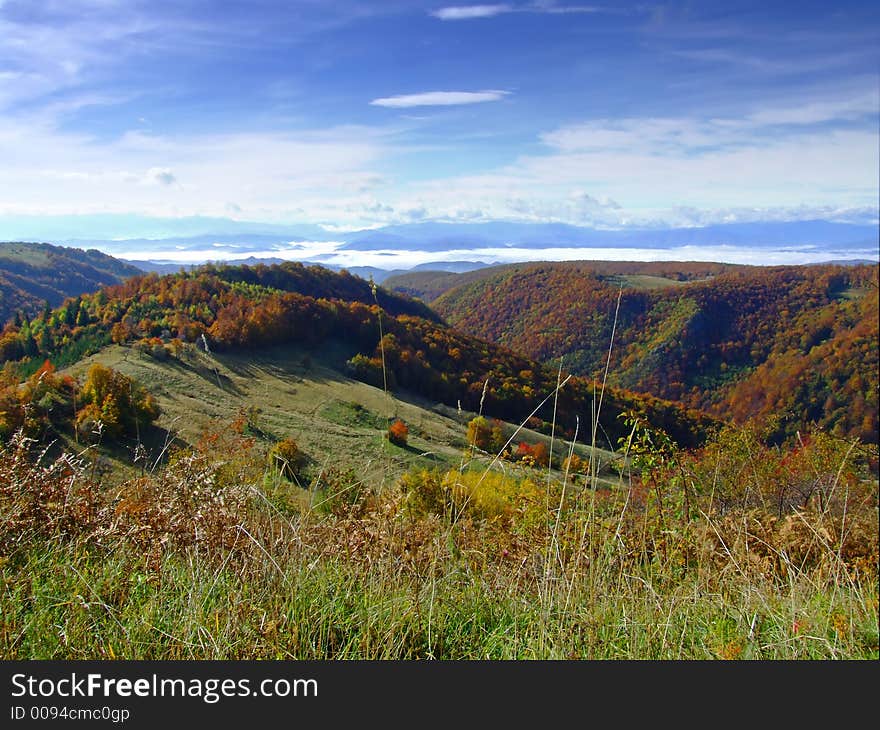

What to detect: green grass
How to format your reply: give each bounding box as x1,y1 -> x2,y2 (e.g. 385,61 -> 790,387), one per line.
319,399 -> 390,431
0,242 -> 53,267
60,341 -> 620,490
835,286 -> 870,301
605,274 -> 688,290
3,522 -> 875,660
2,415 -> 877,660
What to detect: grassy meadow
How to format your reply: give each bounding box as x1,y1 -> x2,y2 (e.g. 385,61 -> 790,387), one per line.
1,340 -> 876,659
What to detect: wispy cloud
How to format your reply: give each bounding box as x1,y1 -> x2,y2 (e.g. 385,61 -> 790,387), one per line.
671,48 -> 878,79
0,1 -> 389,116
370,90 -> 510,108
430,3 -> 604,20
745,90 -> 878,126
0,0 -> 875,238
0,4 -> 160,111
540,89 -> 880,155
378,85 -> 878,226
431,5 -> 512,20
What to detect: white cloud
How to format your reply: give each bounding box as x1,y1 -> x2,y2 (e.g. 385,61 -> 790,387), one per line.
2,102 -> 875,231
370,90 -> 510,108
746,90 -> 878,125
430,3 -> 604,20
665,204 -> 879,227
538,90 -> 880,163
380,109 -> 877,225
523,129 -> 878,207
0,7 -> 159,112
109,240 -> 348,264
309,244 -> 876,271
0,23 -> 875,238
0,118 -> 392,222
430,5 -> 512,20
540,118 -> 718,153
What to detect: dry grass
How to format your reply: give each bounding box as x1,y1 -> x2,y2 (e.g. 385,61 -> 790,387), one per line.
1,414 -> 876,660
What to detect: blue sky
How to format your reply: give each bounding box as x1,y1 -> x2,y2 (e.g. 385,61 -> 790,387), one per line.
0,0 -> 877,238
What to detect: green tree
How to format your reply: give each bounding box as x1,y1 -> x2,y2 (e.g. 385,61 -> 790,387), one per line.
77,363 -> 159,440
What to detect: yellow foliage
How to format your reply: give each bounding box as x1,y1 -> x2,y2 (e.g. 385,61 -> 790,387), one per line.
267,437 -> 305,481
400,467 -> 553,526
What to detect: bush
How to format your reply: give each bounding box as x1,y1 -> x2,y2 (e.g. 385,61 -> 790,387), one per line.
267,437 -> 306,481
466,416 -> 491,450
387,419 -> 408,446
0,432 -> 103,555
514,441 -> 549,467
562,453 -> 588,476
399,466 -> 559,527
399,468 -> 448,517
311,466 -> 370,515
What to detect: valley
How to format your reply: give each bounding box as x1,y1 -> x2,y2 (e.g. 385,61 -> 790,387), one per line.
387,260 -> 879,443
0,244 -> 876,661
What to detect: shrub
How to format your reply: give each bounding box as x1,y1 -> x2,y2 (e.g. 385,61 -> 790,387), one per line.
311,466 -> 370,515
515,441 -> 548,467
346,353 -> 395,390
466,416 -> 491,450
562,453 -> 587,476
113,447 -> 250,554
387,419 -> 408,446
0,432 -> 103,555
2,360 -> 77,442
399,468 -> 448,517
267,437 -> 306,481
531,441 -> 549,468
399,466 -> 558,527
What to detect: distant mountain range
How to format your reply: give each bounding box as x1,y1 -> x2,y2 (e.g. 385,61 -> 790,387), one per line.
37,218 -> 876,268
0,214 -> 331,242
3,216 -> 876,328
338,220 -> 878,252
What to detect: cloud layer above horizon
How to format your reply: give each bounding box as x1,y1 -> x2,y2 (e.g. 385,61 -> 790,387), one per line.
0,0 -> 877,242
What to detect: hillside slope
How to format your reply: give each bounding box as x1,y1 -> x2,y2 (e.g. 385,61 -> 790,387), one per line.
0,262 -> 714,454
58,341 -> 623,489
414,261 -> 878,443
0,241 -> 142,325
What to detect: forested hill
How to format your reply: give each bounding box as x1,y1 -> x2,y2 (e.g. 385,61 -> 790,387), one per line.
385,260 -> 747,303
402,261 -> 878,444
0,262 -> 714,450
198,260 -> 441,322
0,241 -> 142,325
